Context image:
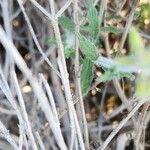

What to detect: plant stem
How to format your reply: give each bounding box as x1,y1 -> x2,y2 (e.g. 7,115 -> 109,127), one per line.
73,0 -> 89,149
0,26 -> 67,150
100,100 -> 144,150
55,0 -> 73,19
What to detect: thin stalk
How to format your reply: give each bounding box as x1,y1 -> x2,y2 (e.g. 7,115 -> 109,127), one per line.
99,0 -> 107,28
39,74 -> 60,127
0,26 -> 67,150
0,121 -> 18,150
2,0 -> 14,79
73,0 -> 89,149
17,0 -> 61,77
55,0 -> 73,19
35,132 -> 46,150
100,100 -> 144,150
117,0 -> 138,52
29,0 -> 53,21
11,70 -> 38,150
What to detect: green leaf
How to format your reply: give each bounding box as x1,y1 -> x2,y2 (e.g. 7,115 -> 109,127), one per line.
96,71 -> 114,83
64,47 -> 75,59
136,74 -> 150,96
115,56 -> 135,65
140,51 -> 150,66
134,10 -> 140,20
87,0 -> 99,41
65,32 -> 75,47
140,3 -> 150,21
105,15 -> 120,20
80,26 -> 90,32
58,16 -> 75,32
96,68 -> 134,83
129,27 -> 145,55
81,59 -> 94,96
101,26 -> 119,33
76,32 -> 99,61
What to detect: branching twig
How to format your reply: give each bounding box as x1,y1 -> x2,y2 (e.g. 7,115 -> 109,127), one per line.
29,0 -> 53,21
100,100 -> 144,150
0,26 -> 67,150
17,0 -> 61,78
39,74 -> 60,127
56,0 -> 73,19
0,121 -> 18,149
118,0 -> 138,52
11,69 -> 38,150
58,57 -> 85,150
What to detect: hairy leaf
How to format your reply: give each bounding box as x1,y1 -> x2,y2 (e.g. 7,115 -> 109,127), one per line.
101,26 -> 119,33
64,48 -> 75,59
58,16 -> 75,32
136,75 -> 150,96
106,15 -> 120,20
81,59 -> 94,96
140,3 -> 150,22
140,51 -> 150,66
96,68 -> 134,83
77,33 -> 99,61
87,0 -> 99,41
115,56 -> 135,65
129,27 -> 144,55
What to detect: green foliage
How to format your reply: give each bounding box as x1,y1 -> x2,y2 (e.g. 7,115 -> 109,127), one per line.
116,27 -> 150,67
105,15 -> 120,20
87,0 -> 99,41
58,16 -> 75,32
80,26 -> 90,32
81,59 -> 94,96
134,10 -> 140,20
139,3 -> 150,22
96,68 -> 135,83
101,26 -> 119,34
76,32 -> 99,61
64,48 -> 75,59
140,51 -> 150,66
136,74 -> 150,96
94,56 -> 116,69
129,27 -> 144,56
57,12 -> 150,97
115,56 -> 135,65
129,27 -> 150,97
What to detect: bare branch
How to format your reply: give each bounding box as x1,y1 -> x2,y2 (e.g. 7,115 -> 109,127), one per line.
0,26 -> 67,150
55,0 -> 73,19
100,100 -> 144,150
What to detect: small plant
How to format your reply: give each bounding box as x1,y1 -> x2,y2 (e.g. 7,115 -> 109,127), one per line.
1,0 -> 150,150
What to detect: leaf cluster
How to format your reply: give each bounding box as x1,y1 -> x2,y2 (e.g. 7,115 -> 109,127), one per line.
48,1 -> 150,97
